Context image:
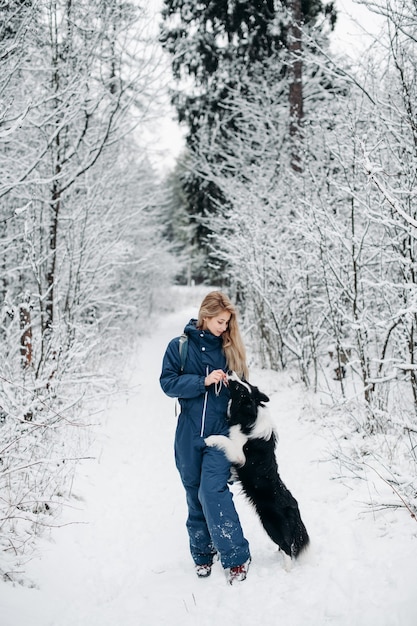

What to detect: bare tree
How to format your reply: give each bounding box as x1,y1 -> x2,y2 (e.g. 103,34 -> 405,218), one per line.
0,1 -> 176,580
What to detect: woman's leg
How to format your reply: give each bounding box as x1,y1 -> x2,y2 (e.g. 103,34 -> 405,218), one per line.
198,446 -> 250,569
175,424 -> 216,565
183,484 -> 216,565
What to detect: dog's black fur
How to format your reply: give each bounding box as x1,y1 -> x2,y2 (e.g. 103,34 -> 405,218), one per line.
205,372 -> 309,559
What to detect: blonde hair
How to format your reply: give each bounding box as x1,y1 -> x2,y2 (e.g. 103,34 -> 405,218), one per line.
197,291 -> 249,380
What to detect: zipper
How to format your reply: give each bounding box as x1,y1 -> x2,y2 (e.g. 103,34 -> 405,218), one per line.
200,366 -> 224,438
200,365 -> 209,437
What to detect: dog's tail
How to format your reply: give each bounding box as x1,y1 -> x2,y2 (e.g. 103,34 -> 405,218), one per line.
290,514 -> 310,558
280,492 -> 310,559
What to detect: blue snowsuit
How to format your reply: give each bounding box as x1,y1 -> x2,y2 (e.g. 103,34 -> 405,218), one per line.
160,319 -> 250,569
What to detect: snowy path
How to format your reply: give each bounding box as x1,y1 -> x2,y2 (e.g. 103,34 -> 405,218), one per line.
1,289 -> 417,625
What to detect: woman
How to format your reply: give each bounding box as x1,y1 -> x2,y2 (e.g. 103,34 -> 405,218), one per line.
160,291 -> 251,583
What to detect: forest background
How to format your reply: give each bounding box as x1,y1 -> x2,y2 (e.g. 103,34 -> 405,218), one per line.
1,0 -> 417,583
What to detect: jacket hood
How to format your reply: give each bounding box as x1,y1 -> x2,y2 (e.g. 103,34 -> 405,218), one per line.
184,318 -> 198,335
184,318 -> 223,347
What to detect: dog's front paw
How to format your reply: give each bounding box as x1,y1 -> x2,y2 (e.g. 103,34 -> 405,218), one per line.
204,435 -> 218,447
204,434 -> 246,467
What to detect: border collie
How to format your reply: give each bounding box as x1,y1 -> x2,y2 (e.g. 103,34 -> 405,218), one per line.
205,371 -> 309,560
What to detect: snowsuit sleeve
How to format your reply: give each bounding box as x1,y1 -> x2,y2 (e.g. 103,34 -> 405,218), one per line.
160,337 -> 206,399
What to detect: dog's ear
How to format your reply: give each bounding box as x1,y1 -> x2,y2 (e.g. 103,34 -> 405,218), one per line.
253,388 -> 269,404
259,391 -> 270,404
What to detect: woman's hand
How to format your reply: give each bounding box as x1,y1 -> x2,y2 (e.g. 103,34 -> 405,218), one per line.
204,369 -> 227,387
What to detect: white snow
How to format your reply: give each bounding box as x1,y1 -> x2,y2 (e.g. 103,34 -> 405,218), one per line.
1,288 -> 417,626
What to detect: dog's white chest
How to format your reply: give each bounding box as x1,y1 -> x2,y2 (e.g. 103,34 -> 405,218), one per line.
249,407 -> 274,441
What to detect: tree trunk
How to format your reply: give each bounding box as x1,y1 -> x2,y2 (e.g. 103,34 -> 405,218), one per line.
19,304 -> 33,368
287,0 -> 304,172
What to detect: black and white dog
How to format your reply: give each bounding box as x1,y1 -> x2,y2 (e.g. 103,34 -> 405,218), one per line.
205,371 -> 309,560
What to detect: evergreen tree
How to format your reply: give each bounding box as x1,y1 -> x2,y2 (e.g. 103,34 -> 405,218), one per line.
160,0 -> 336,282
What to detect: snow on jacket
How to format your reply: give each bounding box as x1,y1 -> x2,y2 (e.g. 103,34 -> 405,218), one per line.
159,318 -> 230,438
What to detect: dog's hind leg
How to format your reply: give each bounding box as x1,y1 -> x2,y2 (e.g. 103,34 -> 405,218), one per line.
281,550 -> 293,572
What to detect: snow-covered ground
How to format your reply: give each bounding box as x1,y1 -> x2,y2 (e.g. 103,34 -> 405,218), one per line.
1,288 -> 417,626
